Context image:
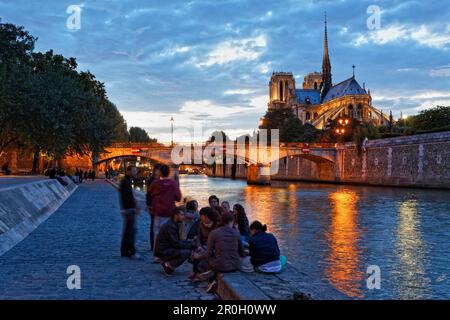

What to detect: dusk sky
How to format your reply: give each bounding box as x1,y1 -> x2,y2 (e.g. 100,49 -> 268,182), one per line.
1,0 -> 450,143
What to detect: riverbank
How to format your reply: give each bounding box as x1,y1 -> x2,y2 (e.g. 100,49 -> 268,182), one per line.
0,181 -> 214,300
108,178 -> 346,300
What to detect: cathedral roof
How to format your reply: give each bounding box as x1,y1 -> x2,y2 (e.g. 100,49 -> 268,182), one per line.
322,77 -> 367,103
296,89 -> 321,105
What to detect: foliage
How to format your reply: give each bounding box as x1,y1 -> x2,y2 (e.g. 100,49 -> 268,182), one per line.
0,21 -> 130,170
259,108 -> 320,142
408,106 -> 450,132
129,126 -> 157,143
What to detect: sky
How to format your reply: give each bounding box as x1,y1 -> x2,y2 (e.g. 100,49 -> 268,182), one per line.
1,0 -> 450,143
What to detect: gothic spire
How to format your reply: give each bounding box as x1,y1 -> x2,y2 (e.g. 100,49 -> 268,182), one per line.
321,13 -> 333,101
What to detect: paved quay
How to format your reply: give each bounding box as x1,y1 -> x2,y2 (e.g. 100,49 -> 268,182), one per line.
0,180 -> 213,300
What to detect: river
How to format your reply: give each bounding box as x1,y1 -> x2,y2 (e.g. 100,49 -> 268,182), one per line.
138,174 -> 450,299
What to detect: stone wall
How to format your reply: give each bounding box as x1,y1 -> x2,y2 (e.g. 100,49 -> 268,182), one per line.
0,178 -> 77,255
339,131 -> 450,188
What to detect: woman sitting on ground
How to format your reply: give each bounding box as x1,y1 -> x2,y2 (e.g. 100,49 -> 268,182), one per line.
189,207 -> 220,280
194,212 -> 246,293
248,221 -> 286,274
232,204 -> 250,241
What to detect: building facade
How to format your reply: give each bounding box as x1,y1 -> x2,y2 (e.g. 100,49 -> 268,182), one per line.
268,17 -> 390,129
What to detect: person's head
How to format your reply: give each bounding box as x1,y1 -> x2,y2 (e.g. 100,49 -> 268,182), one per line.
233,204 -> 247,220
199,207 -> 212,224
171,207 -> 185,223
221,201 -> 231,213
208,195 -> 219,207
160,165 -> 170,178
186,200 -> 197,212
126,165 -> 137,177
249,220 -> 267,236
221,212 -> 234,227
152,164 -> 161,179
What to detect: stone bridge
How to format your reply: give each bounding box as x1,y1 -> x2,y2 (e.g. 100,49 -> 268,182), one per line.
96,142 -> 338,185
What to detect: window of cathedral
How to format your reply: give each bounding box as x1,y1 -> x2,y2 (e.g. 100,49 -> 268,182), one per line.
306,112 -> 311,121
314,112 -> 319,119
314,82 -> 318,90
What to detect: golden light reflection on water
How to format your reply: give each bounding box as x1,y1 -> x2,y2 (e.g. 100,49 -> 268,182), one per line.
394,199 -> 430,299
244,184 -> 299,232
326,190 -> 364,298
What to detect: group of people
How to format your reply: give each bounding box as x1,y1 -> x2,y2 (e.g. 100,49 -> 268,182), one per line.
119,164 -> 286,294
75,168 -> 95,183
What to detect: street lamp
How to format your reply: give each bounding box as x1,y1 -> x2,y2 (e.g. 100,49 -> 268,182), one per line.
170,117 -> 174,147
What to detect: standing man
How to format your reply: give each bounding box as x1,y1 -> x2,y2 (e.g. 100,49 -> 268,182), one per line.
119,165 -> 141,259
148,164 -> 181,254
146,164 -> 161,251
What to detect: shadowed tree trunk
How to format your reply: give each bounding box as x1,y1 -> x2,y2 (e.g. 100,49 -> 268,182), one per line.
32,145 -> 40,174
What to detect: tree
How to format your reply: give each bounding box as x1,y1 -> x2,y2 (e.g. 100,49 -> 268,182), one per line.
129,127 -> 151,143
0,21 -> 130,172
259,108 -> 319,142
409,106 -> 450,132
0,21 -> 36,156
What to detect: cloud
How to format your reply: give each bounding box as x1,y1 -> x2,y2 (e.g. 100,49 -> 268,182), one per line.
353,24 -> 450,49
223,89 -> 257,95
430,66 -> 450,77
195,34 -> 267,67
121,95 -> 267,143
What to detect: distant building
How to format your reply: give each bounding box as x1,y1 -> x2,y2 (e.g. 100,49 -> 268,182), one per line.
267,16 -> 390,129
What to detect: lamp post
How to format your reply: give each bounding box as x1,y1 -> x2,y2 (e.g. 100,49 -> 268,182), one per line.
170,117 -> 174,147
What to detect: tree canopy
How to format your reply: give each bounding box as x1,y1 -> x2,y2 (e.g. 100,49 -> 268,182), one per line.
129,126 -> 157,143
259,108 -> 319,142
0,21 -> 130,171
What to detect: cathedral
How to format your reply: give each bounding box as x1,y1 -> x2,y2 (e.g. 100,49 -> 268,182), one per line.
268,17 -> 390,129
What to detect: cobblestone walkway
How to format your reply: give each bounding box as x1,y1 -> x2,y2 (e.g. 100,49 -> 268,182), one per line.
0,181 -> 213,300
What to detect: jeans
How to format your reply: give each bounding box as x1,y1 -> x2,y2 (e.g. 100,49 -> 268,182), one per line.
120,209 -> 136,257
150,213 -> 155,251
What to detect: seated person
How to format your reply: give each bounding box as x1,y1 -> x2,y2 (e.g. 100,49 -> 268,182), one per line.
232,204 -> 250,242
180,200 -> 199,241
248,221 -> 286,274
196,212 -> 246,274
154,207 -> 195,276
189,207 -> 220,280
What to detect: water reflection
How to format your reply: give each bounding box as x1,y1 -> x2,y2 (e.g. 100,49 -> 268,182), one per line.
135,175 -> 450,299
326,190 -> 363,298
393,199 -> 431,299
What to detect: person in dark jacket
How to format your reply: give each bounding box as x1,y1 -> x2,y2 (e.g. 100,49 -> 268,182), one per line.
180,200 -> 199,241
155,207 -> 195,275
248,221 -> 286,273
148,164 -> 182,256
232,204 -> 250,240
119,165 -> 141,259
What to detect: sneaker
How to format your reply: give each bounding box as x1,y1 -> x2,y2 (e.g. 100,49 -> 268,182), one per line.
161,262 -> 174,276
206,280 -> 217,294
153,256 -> 162,264
198,270 -> 214,281
128,253 -> 143,260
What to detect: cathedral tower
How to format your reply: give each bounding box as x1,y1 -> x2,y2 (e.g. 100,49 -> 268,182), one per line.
320,14 -> 332,101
